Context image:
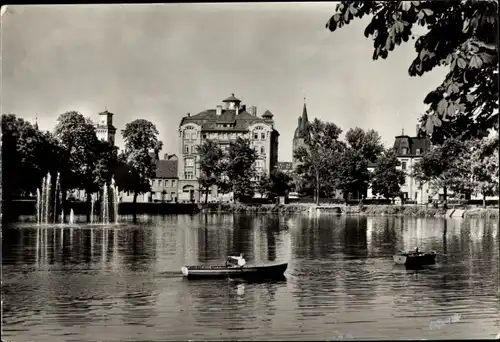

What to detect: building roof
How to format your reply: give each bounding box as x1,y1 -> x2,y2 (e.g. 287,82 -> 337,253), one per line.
367,160 -> 378,168
98,110 -> 114,116
393,135 -> 430,157
155,160 -> 178,179
180,108 -> 278,134
222,93 -> 241,103
262,110 -> 274,118
293,103 -> 310,140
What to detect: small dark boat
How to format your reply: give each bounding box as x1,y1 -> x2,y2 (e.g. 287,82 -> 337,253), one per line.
393,248 -> 437,268
180,262 -> 288,280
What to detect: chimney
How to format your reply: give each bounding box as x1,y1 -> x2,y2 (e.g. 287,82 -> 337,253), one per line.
416,124 -> 420,137
164,153 -> 168,160
216,105 -> 222,115
241,104 -> 246,112
236,106 -> 239,115
249,106 -> 257,116
187,112 -> 190,117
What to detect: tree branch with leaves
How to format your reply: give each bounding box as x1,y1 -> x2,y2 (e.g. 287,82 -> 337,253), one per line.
327,1 -> 498,140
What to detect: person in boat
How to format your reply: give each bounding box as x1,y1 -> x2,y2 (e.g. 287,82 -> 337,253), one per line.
225,253 -> 246,268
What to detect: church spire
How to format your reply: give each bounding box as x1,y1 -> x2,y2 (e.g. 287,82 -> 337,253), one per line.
34,113 -> 39,130
301,98 -> 308,128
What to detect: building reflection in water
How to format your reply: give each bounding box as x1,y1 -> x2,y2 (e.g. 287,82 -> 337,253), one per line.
190,214 -> 289,266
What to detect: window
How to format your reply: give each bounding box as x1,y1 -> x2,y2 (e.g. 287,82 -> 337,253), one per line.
401,161 -> 407,170
185,171 -> 194,179
171,180 -> 176,187
401,148 -> 407,155
171,192 -> 176,200
203,134 -> 207,139
185,146 -> 189,154
164,180 -> 168,187
261,133 -> 265,140
403,192 -> 408,199
152,179 -> 155,187
185,158 -> 194,167
191,133 -> 196,140
254,134 -> 258,139
416,148 -> 421,155
260,147 -> 265,154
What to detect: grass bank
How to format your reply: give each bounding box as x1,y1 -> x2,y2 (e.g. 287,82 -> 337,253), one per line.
462,207 -> 499,219
200,203 -> 310,214
200,203 -> 498,218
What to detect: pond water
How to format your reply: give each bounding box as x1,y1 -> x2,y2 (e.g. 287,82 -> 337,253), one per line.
2,214 -> 499,340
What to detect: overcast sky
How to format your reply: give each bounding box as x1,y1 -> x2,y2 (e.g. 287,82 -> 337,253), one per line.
2,3 -> 447,161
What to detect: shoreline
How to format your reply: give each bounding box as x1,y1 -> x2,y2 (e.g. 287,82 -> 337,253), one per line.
200,203 -> 499,218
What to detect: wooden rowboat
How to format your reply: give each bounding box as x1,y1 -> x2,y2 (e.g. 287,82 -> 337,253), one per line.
180,262 -> 288,280
393,249 -> 437,269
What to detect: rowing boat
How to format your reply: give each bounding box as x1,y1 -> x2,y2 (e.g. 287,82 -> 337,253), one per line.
180,262 -> 288,280
393,249 -> 437,268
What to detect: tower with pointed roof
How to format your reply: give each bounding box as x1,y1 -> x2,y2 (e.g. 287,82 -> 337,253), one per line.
95,109 -> 117,145
292,101 -> 310,170
177,93 -> 280,202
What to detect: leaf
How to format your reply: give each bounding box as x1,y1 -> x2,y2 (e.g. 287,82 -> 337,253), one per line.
466,94 -> 475,103
457,58 -> 467,69
344,9 -> 350,22
447,83 -> 459,94
462,18 -> 470,33
349,5 -> 358,16
417,10 -> 425,20
396,21 -> 405,33
437,98 -> 448,115
411,1 -> 420,6
450,59 -> 456,71
422,8 -> 433,16
401,1 -> 412,12
447,102 -> 458,116
432,115 -> 442,127
469,55 -> 483,69
333,13 -> 340,22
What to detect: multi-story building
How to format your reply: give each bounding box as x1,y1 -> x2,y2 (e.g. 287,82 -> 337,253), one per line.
95,109 -> 117,145
292,102 -> 310,170
150,155 -> 179,202
177,93 -> 280,202
392,127 -> 432,204
120,153 -> 179,203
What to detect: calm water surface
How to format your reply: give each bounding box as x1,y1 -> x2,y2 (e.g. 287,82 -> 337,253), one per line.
2,214 -> 499,341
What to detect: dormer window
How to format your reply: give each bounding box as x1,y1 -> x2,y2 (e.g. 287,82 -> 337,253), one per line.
416,148 -> 421,155
401,148 -> 407,155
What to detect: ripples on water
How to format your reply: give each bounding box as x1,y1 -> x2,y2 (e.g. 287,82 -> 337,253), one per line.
2,214 -> 499,341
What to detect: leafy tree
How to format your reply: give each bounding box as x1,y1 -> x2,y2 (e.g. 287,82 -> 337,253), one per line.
327,1 -> 498,141
197,140 -> 224,204
335,148 -> 370,203
345,127 -> 384,163
259,170 -> 292,202
470,134 -> 499,206
370,149 -> 406,201
294,118 -> 343,205
120,119 -> 163,210
226,137 -> 257,202
92,140 -> 119,191
412,138 -> 466,207
55,111 -> 101,216
1,114 -> 62,200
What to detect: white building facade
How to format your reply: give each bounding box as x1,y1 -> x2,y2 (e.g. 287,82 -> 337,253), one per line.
177,94 -> 280,203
